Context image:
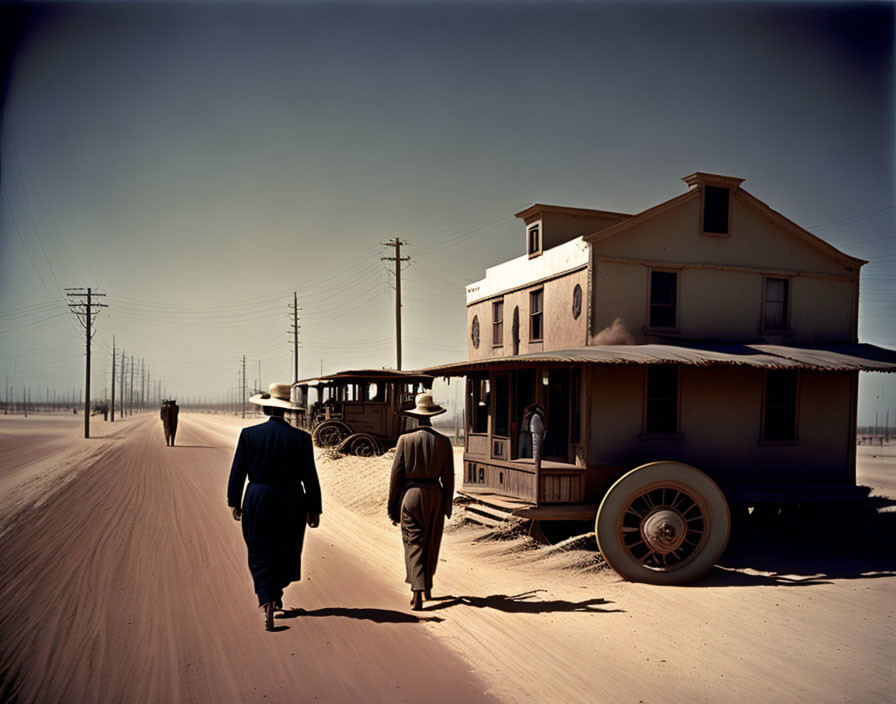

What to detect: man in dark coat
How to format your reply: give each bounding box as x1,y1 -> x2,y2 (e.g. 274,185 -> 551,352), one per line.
168,400 -> 179,446
160,400 -> 171,445
388,392 -> 454,611
227,383 -> 322,631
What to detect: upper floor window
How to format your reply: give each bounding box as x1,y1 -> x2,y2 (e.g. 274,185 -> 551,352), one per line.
529,288 -> 544,341
649,270 -> 677,329
528,225 -> 541,257
492,299 -> 504,347
644,365 -> 678,435
703,185 -> 729,235
763,370 -> 798,442
763,277 -> 790,332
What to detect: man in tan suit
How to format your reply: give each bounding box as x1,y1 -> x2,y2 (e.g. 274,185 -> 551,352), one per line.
388,393 -> 454,611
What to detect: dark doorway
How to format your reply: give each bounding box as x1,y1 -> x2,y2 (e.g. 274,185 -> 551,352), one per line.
545,369 -> 570,461
512,369 -> 535,458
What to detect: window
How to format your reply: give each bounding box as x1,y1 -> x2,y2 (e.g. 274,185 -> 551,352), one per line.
703,185 -> 729,235
572,284 -> 582,319
649,271 -> 677,329
471,314 -> 481,349
528,225 -> 541,256
492,299 -> 504,347
764,277 -> 789,331
763,370 -> 798,442
469,375 -> 489,434
529,289 -> 544,341
644,365 -> 678,435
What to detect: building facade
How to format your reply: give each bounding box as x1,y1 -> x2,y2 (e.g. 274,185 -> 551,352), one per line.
428,172 -> 895,509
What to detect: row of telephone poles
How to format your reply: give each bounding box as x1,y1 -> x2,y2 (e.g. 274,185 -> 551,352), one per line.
58,238 -> 412,435
64,288 -> 166,437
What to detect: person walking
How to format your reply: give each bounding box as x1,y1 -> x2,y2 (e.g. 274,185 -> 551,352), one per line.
168,399 -> 179,446
227,383 -> 322,631
160,400 -> 172,446
388,392 -> 454,611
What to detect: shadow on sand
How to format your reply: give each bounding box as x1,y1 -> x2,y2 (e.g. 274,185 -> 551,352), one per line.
166,445 -> 219,449
277,607 -> 444,624
422,590 -> 623,614
708,493 -> 896,586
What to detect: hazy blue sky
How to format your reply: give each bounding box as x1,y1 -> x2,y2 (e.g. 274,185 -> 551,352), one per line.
1,1 -> 893,423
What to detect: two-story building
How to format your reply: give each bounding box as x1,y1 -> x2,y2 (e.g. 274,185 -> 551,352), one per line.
423,172 -> 896,584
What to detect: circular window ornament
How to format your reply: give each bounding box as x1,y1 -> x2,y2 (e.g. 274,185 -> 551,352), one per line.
572,284 -> 583,319
471,315 -> 481,349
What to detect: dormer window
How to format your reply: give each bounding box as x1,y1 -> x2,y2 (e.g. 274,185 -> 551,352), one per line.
527,225 -> 541,257
703,185 -> 729,235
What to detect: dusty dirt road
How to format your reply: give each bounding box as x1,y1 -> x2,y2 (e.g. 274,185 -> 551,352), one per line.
0,414 -> 498,703
1,413 -> 895,703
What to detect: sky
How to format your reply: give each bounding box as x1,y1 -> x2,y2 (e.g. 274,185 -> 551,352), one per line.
0,0 -> 893,424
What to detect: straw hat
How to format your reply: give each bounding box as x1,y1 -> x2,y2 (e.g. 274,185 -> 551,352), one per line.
249,383 -> 299,410
403,392 -> 446,417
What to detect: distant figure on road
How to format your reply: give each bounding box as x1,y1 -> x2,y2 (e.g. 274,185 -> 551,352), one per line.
388,393 -> 454,611
160,399 -> 179,446
227,383 -> 322,632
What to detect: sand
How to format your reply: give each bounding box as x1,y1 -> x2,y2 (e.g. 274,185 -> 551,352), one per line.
1,413 -> 894,703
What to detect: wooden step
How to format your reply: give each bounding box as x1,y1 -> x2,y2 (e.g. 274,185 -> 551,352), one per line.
466,502 -> 512,524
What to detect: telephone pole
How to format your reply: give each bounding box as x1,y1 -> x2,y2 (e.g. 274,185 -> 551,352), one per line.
111,337 -> 116,422
66,287 -> 107,438
130,354 -> 135,416
242,355 -> 247,419
120,350 -> 126,417
289,292 -> 301,383
381,238 -> 410,370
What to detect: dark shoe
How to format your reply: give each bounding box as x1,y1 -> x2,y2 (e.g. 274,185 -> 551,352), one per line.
263,602 -> 275,631
410,591 -> 423,611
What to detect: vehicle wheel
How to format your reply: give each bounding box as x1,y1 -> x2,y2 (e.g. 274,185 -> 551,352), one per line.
596,461 -> 730,585
312,421 -> 349,448
348,434 -> 380,457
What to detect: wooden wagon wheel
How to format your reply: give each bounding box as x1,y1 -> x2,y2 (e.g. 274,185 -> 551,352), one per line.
596,461 -> 730,585
346,434 -> 380,457
312,421 -> 350,448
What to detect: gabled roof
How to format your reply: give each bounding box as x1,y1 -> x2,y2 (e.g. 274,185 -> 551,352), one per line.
582,174 -> 866,268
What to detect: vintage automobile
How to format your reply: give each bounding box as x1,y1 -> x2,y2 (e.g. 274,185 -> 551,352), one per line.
291,369 -> 433,456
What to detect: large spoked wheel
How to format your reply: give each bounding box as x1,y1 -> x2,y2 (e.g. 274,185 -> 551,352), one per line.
596,461 -> 730,585
312,421 -> 350,448
345,434 -> 380,457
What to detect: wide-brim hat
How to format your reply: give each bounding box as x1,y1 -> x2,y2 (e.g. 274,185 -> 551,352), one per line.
249,383 -> 300,410
403,392 -> 446,417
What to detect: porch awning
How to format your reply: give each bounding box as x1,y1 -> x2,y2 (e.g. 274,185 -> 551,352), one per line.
419,342 -> 896,376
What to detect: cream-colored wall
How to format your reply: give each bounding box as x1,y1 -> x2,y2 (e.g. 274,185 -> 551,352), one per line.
589,193 -> 859,344
466,269 -> 588,359
593,192 -> 858,277
587,365 -> 854,486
